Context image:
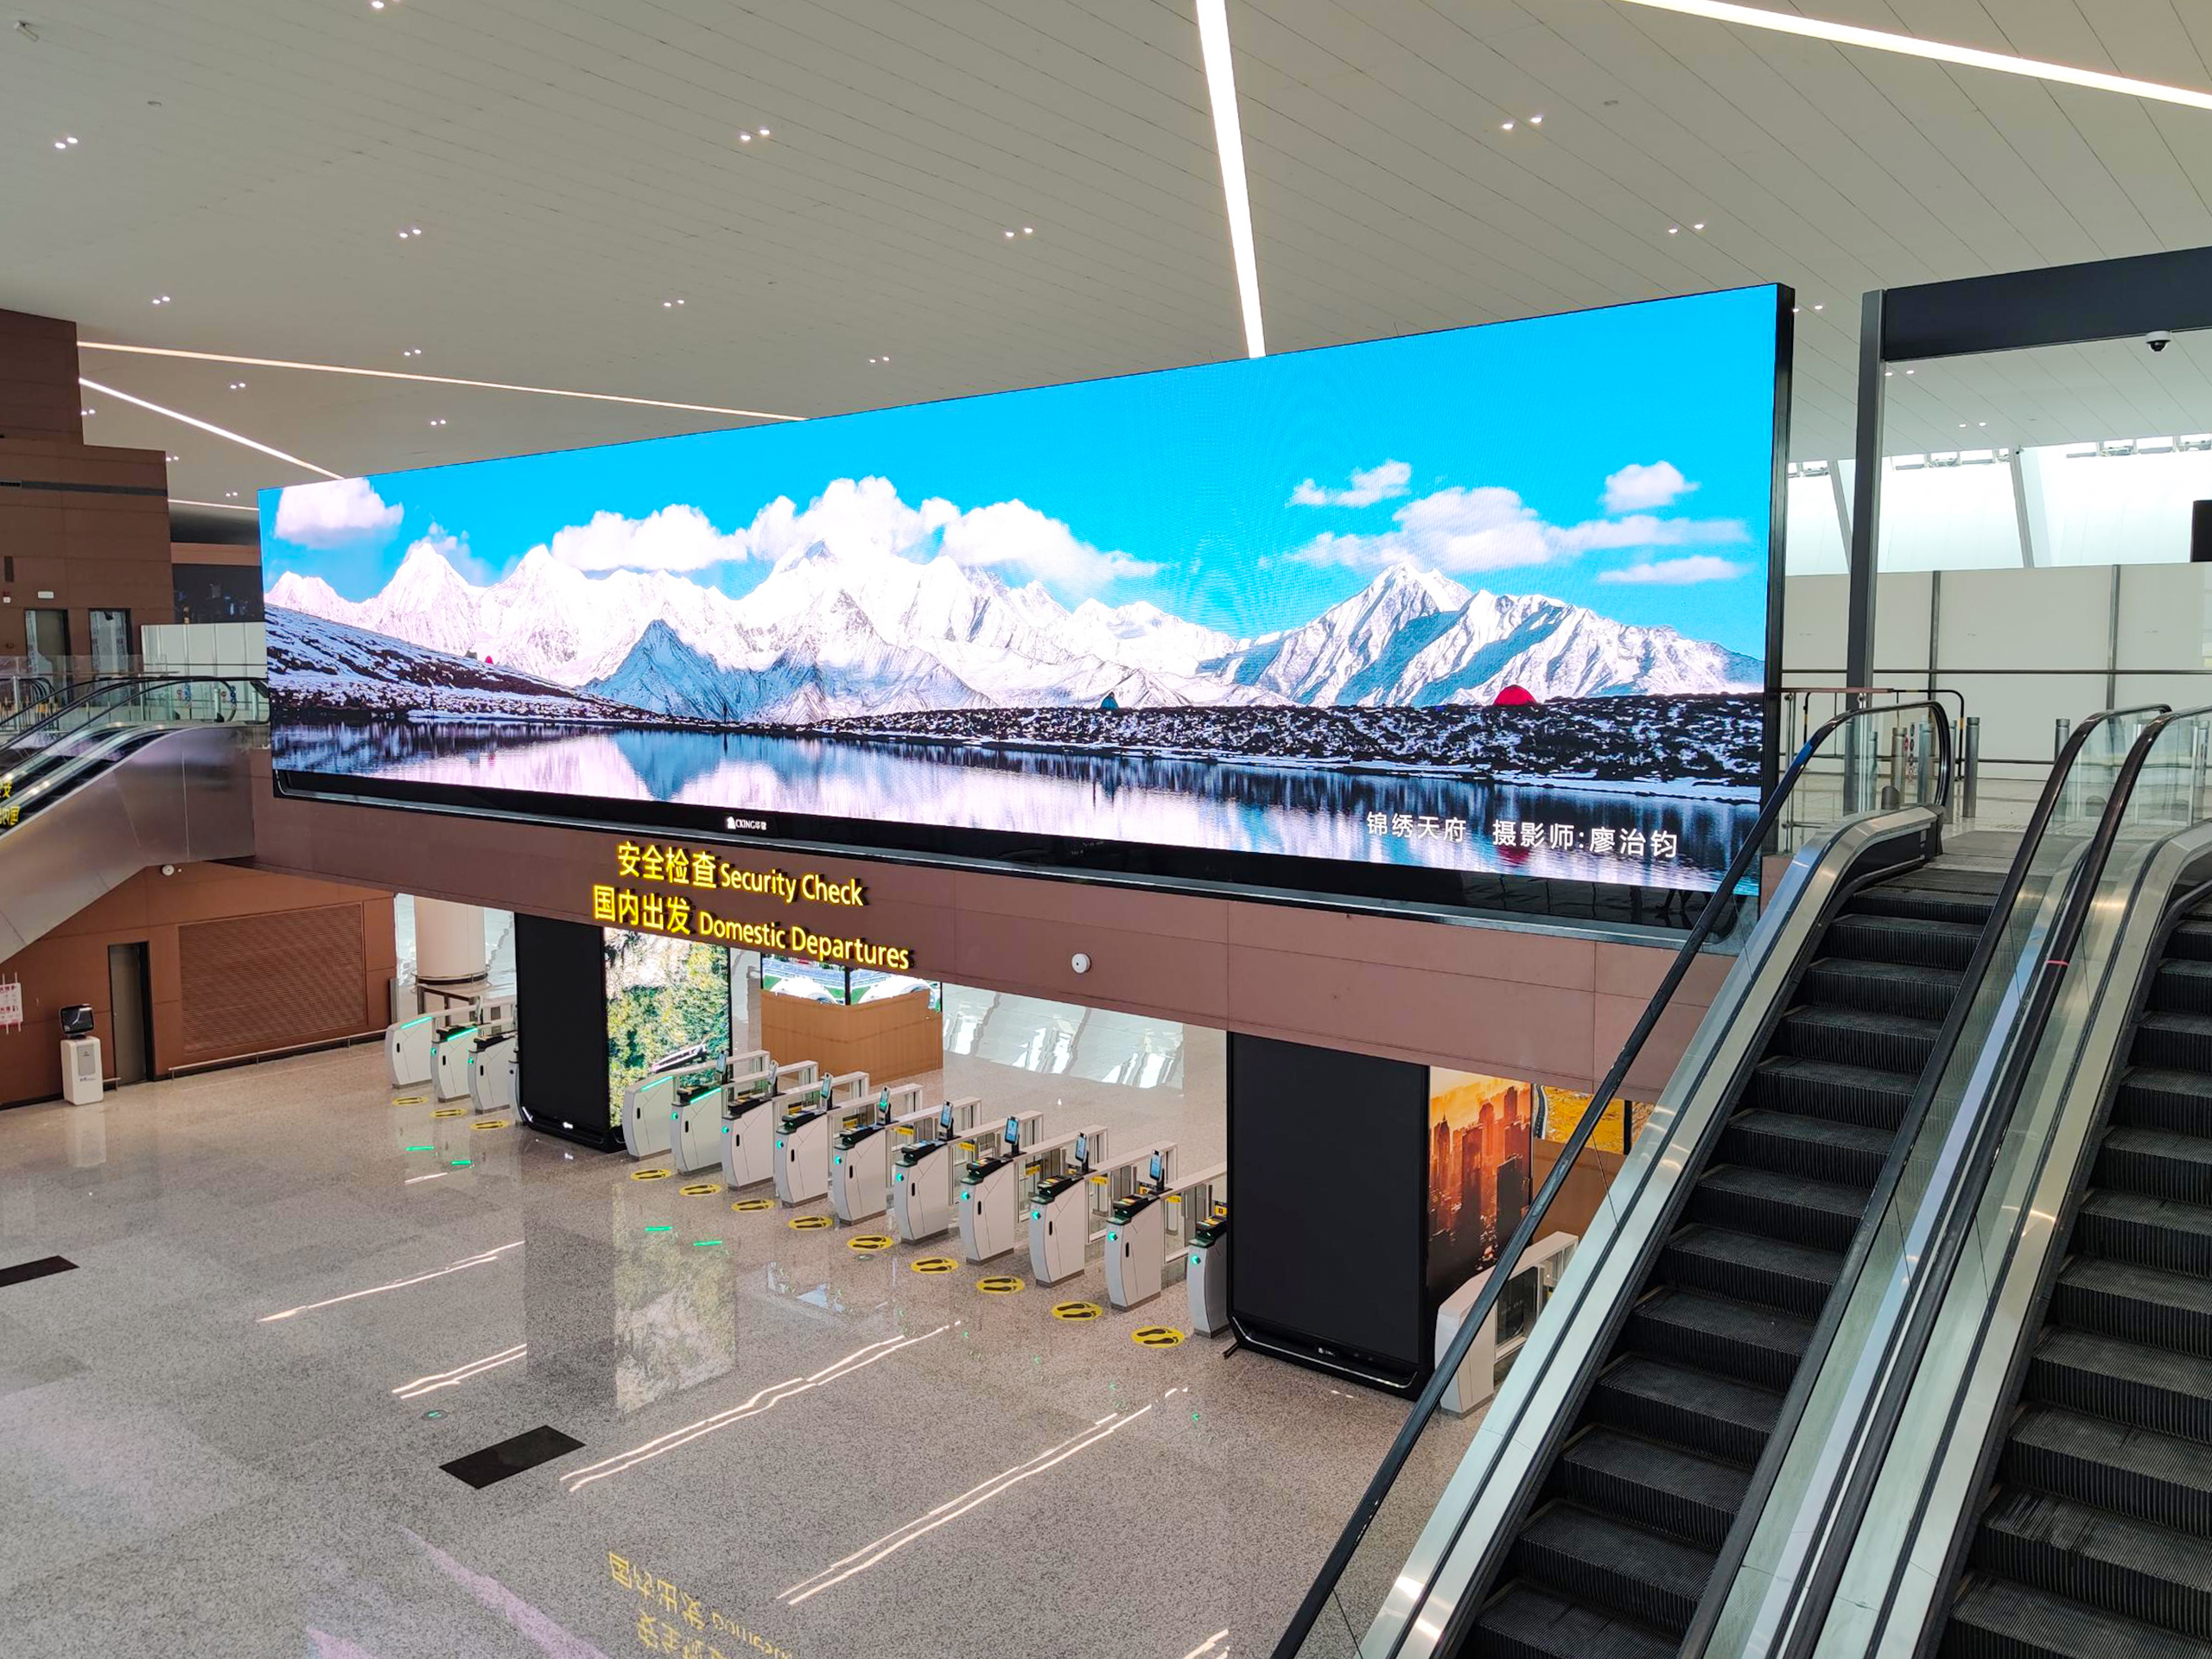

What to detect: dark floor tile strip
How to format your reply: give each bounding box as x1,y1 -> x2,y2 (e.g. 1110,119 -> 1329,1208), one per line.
0,1255 -> 77,1289
441,1425 -> 584,1489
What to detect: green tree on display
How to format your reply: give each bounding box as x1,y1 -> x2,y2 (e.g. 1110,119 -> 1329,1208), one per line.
604,932 -> 731,1119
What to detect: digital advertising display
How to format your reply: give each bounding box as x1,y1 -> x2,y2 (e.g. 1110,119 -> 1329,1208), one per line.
264,286 -> 1786,917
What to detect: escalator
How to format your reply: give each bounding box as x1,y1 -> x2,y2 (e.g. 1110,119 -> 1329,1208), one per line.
1472,861 -> 2002,1659
0,676 -> 262,962
1940,895 -> 2212,1658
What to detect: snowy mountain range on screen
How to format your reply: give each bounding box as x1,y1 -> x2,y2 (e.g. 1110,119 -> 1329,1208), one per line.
266,534 -> 1760,726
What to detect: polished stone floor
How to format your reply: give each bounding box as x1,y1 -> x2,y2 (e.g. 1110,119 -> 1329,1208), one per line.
0,1039 -> 1459,1659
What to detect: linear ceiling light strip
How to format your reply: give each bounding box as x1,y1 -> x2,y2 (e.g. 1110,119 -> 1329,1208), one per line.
1616,0 -> 2212,112
79,342 -> 802,423
79,377 -> 342,480
1196,0 -> 1267,358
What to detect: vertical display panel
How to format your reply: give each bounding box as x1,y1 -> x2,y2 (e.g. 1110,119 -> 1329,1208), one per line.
1426,1071 -> 1537,1297
602,929 -> 731,1126
263,286 -> 1788,922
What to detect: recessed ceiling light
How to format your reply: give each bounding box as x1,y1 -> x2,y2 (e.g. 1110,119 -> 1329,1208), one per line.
166,453 -> 179,461
1501,120 -> 1515,130
1004,230 -> 1016,238
1529,114 -> 1543,124
1668,226 -> 1679,234
81,406 -> 95,416
225,491 -> 238,499
1979,421 -> 1987,427
402,347 -> 422,358
150,294 -> 171,305
1196,0 -> 1265,358
1793,306 -> 1802,314
1022,226 -> 1034,235
429,417 -> 447,427
738,132 -> 751,143
1693,221 -> 1706,231
228,380 -> 245,390
397,226 -> 422,239
1618,0 -> 2212,114
1813,302 -> 1823,310
1905,368 -> 1915,375
758,127 -> 770,137
1885,369 -> 1893,377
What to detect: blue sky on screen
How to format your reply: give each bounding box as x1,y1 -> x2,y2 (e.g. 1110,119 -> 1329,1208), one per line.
262,286 -> 1780,655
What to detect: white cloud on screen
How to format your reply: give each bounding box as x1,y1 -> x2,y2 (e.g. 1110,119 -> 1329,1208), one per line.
274,477 -> 402,547
1599,555 -> 1751,585
532,474 -> 1152,590
540,505 -> 747,572
1293,483 -> 1751,575
1603,461 -> 1694,513
1290,459 -> 1413,507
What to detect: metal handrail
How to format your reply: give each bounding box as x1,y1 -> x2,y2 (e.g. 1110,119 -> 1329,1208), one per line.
1270,698 -> 1956,1659
1773,699 -> 2212,1659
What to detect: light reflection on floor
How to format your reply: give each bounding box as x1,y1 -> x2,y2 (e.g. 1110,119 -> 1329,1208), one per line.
0,1039 -> 1459,1659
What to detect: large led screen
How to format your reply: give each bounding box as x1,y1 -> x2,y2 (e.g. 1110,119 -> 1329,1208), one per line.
264,286 -> 1785,913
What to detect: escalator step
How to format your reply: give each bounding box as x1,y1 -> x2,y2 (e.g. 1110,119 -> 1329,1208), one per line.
1624,1287 -> 1813,1392
2114,1068 -> 2212,1137
1688,1164 -> 1870,1254
1719,1109 -> 1893,1191
1944,1577 -> 2212,1659
1798,956 -> 1964,1023
2166,920 -> 2212,964
1660,1223 -> 1843,1319
2005,1404 -> 2212,1535
1552,1427 -> 1750,1551
1466,1583 -> 1678,1659
1745,1058 -> 1915,1131
2098,1128 -> 2212,1208
2051,1256 -> 2212,1362
2075,1191 -> 2212,1279
2031,1329 -> 2212,1446
2150,960 -> 2212,1017
1824,912 -> 1983,971
2132,1013 -> 2212,1074
1773,1005 -> 1942,1076
1847,886 -> 1999,927
1509,1503 -> 1713,1635
1974,1488 -> 2212,1640
1587,1354 -> 1782,1469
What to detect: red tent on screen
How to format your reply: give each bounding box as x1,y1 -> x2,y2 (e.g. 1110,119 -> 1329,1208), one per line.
1492,684 -> 1535,706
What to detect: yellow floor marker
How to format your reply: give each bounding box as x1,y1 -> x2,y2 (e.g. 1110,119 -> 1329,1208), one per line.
432,1107 -> 467,1119
679,1182 -> 721,1197
1131,1325 -> 1185,1348
630,1167 -> 672,1181
977,1274 -> 1025,1295
392,1094 -> 429,1106
848,1235 -> 894,1253
1051,1300 -> 1103,1322
910,1256 -> 957,1274
788,1214 -> 834,1230
731,1197 -> 774,1213
470,1118 -> 511,1132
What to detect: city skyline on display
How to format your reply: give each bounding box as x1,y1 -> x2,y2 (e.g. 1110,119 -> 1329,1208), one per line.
260,287 -> 1779,659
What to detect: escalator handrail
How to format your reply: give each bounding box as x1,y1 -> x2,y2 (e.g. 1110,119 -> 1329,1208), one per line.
0,675 -> 260,775
1753,700 -> 2191,1659
1269,697 -> 1957,1659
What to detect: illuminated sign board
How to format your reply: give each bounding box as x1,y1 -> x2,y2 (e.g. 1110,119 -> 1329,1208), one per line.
264,286 -> 1784,922
591,842 -> 913,971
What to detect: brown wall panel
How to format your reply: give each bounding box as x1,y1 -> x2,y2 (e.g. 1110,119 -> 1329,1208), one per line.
251,753 -> 1725,1088
176,905 -> 366,1060
760,988 -> 942,1084
0,862 -> 394,1106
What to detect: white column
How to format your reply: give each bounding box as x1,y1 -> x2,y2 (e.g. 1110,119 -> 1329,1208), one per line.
414,898 -> 488,989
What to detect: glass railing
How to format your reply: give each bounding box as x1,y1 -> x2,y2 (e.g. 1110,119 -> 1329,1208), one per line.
1272,699 -> 1960,1659
1783,704 -> 2212,1659
0,675 -> 266,832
